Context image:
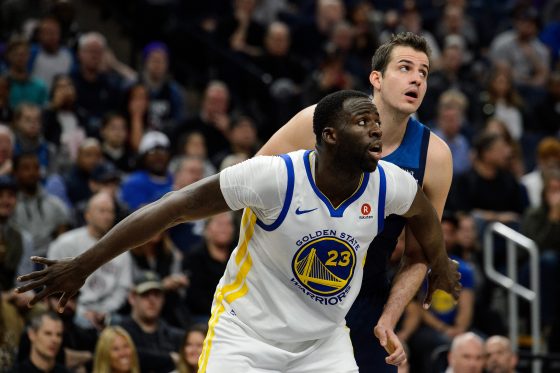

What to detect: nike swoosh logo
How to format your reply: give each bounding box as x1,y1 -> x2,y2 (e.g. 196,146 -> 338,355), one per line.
295,207 -> 318,215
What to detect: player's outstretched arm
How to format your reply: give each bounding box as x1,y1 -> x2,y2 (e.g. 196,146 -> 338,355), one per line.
257,105 -> 317,156
16,174 -> 230,310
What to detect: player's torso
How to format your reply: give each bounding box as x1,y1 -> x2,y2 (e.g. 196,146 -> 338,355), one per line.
218,150 -> 387,342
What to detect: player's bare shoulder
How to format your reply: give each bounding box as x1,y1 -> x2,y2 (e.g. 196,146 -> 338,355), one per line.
423,131 -> 453,217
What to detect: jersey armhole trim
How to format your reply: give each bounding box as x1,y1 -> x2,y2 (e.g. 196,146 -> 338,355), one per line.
256,154 -> 294,231
377,164 -> 387,233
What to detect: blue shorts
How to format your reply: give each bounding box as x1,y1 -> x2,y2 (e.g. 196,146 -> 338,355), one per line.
346,296 -> 397,373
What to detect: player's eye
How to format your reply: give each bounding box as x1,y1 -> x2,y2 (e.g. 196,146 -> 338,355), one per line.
399,65 -> 409,72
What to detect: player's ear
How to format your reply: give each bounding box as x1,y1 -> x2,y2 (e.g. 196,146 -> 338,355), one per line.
322,127 -> 336,145
369,70 -> 382,91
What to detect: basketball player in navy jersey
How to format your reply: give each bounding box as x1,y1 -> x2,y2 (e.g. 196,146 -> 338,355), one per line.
257,32 -> 457,371
16,91 -> 459,372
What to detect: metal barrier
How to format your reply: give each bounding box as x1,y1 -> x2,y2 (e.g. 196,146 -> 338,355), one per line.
483,222 -> 541,373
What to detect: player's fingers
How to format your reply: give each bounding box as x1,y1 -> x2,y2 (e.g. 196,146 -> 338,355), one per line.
16,269 -> 47,283
385,344 -> 404,365
57,292 -> 74,313
374,326 -> 387,347
15,277 -> 47,294
28,287 -> 52,306
31,256 -> 57,266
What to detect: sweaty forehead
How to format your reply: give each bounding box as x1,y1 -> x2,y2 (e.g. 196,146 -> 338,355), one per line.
343,97 -> 376,115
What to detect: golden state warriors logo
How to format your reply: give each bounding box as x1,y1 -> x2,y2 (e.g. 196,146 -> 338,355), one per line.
292,237 -> 356,296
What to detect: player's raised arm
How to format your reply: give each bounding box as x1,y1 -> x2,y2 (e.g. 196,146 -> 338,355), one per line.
257,105 -> 317,156
16,174 -> 231,309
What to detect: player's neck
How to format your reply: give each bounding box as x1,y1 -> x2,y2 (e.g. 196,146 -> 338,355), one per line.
314,152 -> 363,207
373,97 -> 410,156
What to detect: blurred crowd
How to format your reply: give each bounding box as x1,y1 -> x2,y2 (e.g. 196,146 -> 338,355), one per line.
0,0 -> 559,372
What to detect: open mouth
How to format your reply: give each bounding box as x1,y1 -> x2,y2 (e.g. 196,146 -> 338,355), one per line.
404,91 -> 418,99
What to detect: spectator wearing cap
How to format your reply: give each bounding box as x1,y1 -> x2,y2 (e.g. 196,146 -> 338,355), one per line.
120,131 -> 173,211
116,270 -> 184,373
100,112 -> 136,173
139,41 -> 186,136
521,137 -> 560,207
12,152 -> 69,258
48,192 -> 131,330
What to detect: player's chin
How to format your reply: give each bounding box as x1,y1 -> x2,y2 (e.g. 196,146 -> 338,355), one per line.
360,159 -> 378,173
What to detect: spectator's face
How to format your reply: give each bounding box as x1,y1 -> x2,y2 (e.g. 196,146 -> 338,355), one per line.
485,339 -> 516,373
132,289 -> 164,322
183,133 -> 207,158
438,106 -> 462,136
85,194 -> 115,235
230,119 -> 257,149
16,107 -> 41,138
485,138 -> 512,170
443,46 -> 463,72
371,46 -> 429,115
145,49 -> 168,80
545,178 -> 560,208
0,133 -> 13,164
449,339 -> 485,373
144,147 -> 170,176
184,330 -> 205,368
205,213 -> 234,248
52,76 -> 76,106
441,220 -> 458,252
29,317 -> 63,360
174,158 -> 204,190
101,117 -> 128,147
15,156 -> 41,188
332,23 -> 354,52
457,216 -> 478,250
39,19 -> 61,52
79,40 -> 104,72
265,25 -> 290,56
202,86 -> 229,118
0,189 -> 16,220
515,19 -> 537,40
491,74 -> 511,97
109,334 -> 134,373
77,144 -> 102,172
8,44 -> 30,71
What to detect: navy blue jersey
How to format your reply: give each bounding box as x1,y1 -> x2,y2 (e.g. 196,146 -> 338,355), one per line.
346,117 -> 431,373
358,117 -> 431,298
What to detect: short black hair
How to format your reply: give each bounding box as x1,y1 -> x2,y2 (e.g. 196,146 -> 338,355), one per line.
13,152 -> 39,171
313,90 -> 371,145
371,32 -> 431,74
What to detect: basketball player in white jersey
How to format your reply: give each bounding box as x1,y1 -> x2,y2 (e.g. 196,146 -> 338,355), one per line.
17,90 -> 460,372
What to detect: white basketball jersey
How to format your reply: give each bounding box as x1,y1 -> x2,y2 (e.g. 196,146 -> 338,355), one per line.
215,150 -> 416,342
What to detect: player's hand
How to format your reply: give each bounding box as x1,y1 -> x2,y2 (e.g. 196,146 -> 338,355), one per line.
15,256 -> 88,312
423,257 -> 461,309
374,324 -> 407,366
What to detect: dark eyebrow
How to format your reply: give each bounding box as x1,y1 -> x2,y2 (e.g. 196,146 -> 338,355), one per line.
397,59 -> 430,72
